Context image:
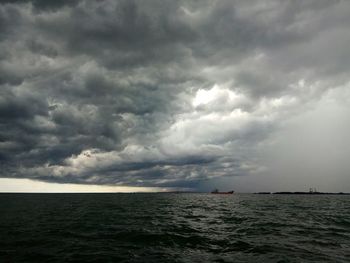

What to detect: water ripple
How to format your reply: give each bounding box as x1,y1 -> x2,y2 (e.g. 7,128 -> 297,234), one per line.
0,193 -> 349,262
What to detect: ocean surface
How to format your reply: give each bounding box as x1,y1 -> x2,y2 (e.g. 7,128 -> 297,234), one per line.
0,193 -> 349,262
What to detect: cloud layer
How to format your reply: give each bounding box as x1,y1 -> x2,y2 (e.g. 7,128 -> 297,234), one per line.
1,0 -> 349,190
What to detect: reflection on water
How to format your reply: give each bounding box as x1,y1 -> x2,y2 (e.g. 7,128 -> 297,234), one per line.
0,193 -> 349,262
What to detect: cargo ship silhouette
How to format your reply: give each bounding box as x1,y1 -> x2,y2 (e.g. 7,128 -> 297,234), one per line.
211,189 -> 234,194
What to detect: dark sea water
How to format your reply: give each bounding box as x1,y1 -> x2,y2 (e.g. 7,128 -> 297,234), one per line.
0,193 -> 349,262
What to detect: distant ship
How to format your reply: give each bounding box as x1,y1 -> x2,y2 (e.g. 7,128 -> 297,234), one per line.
211,189 -> 234,194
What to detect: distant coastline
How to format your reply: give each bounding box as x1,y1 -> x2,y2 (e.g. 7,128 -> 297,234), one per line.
255,191 -> 350,195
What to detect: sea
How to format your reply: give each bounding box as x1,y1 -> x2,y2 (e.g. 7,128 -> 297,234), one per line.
0,193 -> 349,262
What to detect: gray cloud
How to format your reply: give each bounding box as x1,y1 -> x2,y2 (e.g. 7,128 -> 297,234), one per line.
0,0 -> 349,191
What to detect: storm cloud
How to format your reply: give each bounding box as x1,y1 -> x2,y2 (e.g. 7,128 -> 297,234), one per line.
1,0 -> 349,191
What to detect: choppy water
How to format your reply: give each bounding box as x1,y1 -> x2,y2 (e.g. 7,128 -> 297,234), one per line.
0,193 -> 349,262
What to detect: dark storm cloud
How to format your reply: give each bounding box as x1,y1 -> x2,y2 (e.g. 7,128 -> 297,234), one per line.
0,0 -> 349,189
0,0 -> 79,11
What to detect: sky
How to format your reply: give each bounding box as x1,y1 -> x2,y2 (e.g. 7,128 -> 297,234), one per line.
0,0 -> 349,193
